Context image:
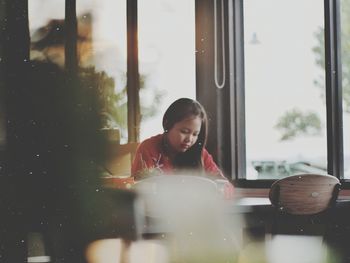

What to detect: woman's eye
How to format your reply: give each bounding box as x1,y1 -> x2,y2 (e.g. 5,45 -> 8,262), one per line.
181,129 -> 190,134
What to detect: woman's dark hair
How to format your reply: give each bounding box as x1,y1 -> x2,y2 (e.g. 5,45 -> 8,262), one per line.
162,98 -> 208,170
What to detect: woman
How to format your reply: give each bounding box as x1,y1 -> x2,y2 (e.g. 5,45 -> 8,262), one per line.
132,98 -> 226,180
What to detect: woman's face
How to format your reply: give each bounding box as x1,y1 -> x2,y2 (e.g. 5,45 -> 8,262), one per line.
166,116 -> 202,153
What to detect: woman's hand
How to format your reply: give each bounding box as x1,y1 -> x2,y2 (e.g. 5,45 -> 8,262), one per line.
223,181 -> 235,200
214,178 -> 235,200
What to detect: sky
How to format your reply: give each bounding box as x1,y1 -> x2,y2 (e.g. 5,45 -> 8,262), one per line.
244,0 -> 327,163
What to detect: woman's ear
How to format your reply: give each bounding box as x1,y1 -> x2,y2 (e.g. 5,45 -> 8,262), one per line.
163,119 -> 169,132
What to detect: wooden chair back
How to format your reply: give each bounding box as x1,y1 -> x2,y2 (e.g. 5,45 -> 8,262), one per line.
269,173 -> 340,215
103,142 -> 139,177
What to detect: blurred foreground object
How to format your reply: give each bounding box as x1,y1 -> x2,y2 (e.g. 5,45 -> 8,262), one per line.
134,174 -> 243,263
238,234 -> 339,263
86,238 -> 169,263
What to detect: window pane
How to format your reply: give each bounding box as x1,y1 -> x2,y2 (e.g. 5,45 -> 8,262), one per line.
244,0 -> 327,179
84,0 -> 128,142
341,0 -> 350,179
138,0 -> 196,141
29,0 -> 128,142
29,0 -> 65,65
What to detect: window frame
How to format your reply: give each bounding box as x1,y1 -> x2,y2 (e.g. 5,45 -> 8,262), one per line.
234,0 -> 350,188
195,0 -> 350,188
324,0 -> 344,179
126,0 -> 141,143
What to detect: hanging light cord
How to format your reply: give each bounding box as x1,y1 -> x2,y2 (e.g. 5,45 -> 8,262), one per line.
214,0 -> 226,89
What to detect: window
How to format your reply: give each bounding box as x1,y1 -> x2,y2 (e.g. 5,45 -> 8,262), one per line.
244,0 -> 327,180
26,0 -> 350,186
138,0 -> 196,141
29,0 -> 129,140
195,0 -> 350,186
217,0 -> 350,186
28,0 -> 196,144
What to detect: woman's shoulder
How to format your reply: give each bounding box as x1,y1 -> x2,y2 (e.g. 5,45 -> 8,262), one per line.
137,134 -> 163,152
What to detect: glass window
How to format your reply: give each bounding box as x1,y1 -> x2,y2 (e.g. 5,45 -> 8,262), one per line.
341,0 -> 350,179
138,0 -> 196,141
29,0 -> 128,141
84,0 -> 128,142
244,0 -> 327,179
28,0 -> 65,64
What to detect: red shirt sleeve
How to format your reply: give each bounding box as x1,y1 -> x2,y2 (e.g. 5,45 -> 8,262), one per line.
131,137 -> 164,179
202,149 -> 235,199
202,148 -> 225,178
131,143 -> 148,176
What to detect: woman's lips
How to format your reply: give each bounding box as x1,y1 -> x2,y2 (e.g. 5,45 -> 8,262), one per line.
181,144 -> 190,149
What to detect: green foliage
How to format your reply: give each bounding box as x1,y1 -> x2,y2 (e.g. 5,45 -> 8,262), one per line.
275,108 -> 322,141
80,67 -> 128,130
276,3 -> 350,141
311,26 -> 325,104
340,0 -> 350,112
312,0 -> 350,112
30,18 -> 164,140
79,68 -> 164,137
140,75 -> 165,120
